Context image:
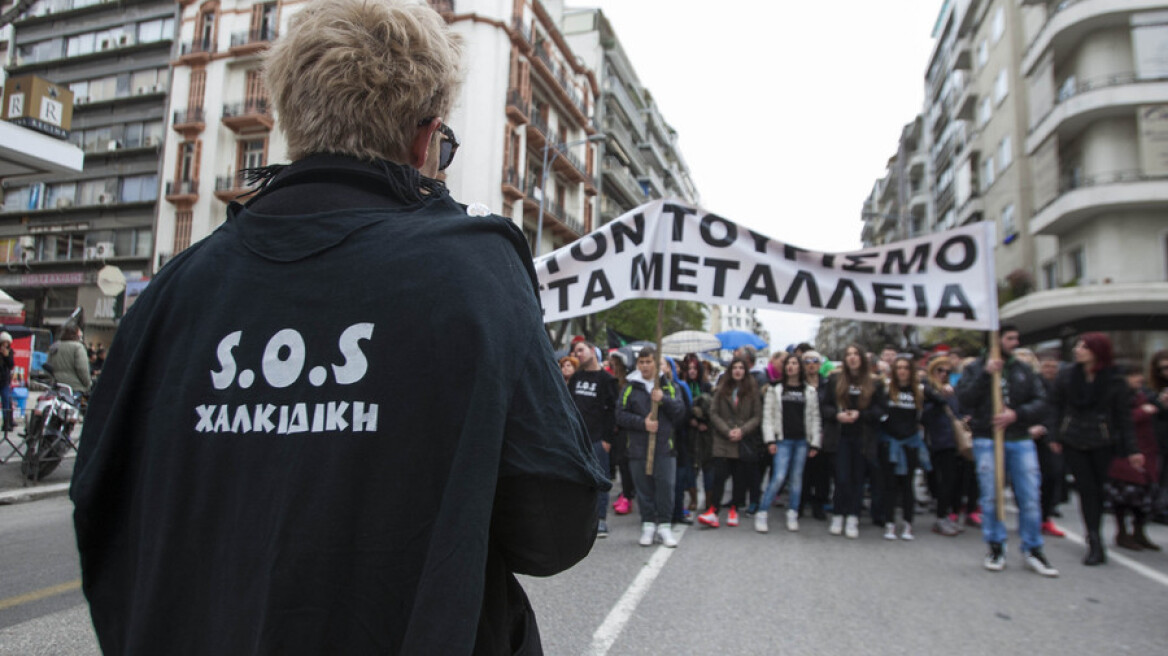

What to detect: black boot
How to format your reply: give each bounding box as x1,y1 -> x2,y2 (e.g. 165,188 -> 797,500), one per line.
1083,533 -> 1107,566
1133,520 -> 1162,551
1115,509 -> 1143,551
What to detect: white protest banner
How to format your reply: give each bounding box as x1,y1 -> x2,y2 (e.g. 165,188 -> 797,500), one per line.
535,199 -> 999,330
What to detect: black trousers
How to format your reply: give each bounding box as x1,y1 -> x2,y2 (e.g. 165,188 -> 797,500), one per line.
834,436 -> 866,517
1037,438 -> 1065,521
802,450 -> 834,511
880,441 -> 920,524
709,457 -> 747,511
1064,445 -> 1114,538
931,448 -> 961,518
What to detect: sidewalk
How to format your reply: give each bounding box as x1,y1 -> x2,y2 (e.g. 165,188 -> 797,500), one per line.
0,396 -> 80,505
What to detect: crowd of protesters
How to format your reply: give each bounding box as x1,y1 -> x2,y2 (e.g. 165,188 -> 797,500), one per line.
565,328 -> 1168,577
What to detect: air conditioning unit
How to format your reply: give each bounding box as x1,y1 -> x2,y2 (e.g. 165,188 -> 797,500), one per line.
75,96 -> 89,105
118,34 -> 130,46
137,86 -> 146,95
143,136 -> 158,147
56,198 -> 74,209
18,236 -> 36,250
108,140 -> 121,152
84,247 -> 98,260
100,39 -> 111,50
152,84 -> 163,93
97,193 -> 115,205
95,242 -> 116,258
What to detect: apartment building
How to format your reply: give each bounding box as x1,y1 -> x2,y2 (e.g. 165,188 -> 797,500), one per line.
0,0 -> 174,343
562,7 -> 700,227
861,116 -> 930,247
1001,0 -> 1168,352
153,0 -> 283,269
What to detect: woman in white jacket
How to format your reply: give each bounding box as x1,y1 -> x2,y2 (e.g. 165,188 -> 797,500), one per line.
756,354 -> 822,533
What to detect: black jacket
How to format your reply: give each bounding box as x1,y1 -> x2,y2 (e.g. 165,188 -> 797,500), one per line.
956,355 -> 1047,441
1050,364 -> 1136,455
821,373 -> 887,458
71,155 -> 609,656
568,368 -> 617,444
616,372 -> 686,460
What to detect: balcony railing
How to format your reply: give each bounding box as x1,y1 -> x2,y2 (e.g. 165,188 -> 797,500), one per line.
173,107 -> 205,126
214,172 -> 252,191
222,98 -> 270,118
523,179 -> 583,236
1028,71 -> 1157,134
230,28 -> 277,48
511,17 -> 531,44
166,179 -> 199,195
179,39 -> 216,56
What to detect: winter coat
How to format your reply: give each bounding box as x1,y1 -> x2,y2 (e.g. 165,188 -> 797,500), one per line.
1108,388 -> 1160,486
46,339 -> 91,393
709,385 -> 763,459
922,383 -> 960,451
615,371 -> 686,461
821,372 -> 888,459
1051,364 -> 1136,455
761,382 -> 822,449
956,354 -> 1047,441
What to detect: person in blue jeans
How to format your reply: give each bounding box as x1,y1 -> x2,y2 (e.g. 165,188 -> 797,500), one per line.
756,354 -> 821,533
957,326 -> 1059,577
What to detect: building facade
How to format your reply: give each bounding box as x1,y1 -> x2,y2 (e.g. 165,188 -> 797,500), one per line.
1,0 -> 175,344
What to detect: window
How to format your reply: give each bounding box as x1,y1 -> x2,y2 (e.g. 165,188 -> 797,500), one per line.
240,139 -> 266,170
976,40 -> 988,69
977,96 -> 993,127
997,135 -> 1013,172
990,7 -> 1005,45
993,69 -> 1009,106
1042,260 -> 1057,289
981,157 -> 996,192
1001,204 -> 1016,237
1068,247 -> 1085,282
120,174 -> 158,203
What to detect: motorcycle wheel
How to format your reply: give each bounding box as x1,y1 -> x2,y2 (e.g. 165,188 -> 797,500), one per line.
20,418 -> 64,481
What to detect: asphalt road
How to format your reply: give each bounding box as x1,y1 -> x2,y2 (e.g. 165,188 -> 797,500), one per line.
3,490 -> 1168,655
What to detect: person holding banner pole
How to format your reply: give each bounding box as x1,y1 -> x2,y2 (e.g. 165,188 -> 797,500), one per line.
616,348 -> 685,547
957,327 -> 1058,576
822,344 -> 887,539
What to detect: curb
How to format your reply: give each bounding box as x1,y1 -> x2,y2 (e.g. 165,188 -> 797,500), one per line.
0,482 -> 71,505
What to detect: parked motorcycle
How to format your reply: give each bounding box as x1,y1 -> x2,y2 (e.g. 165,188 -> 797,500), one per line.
20,364 -> 82,481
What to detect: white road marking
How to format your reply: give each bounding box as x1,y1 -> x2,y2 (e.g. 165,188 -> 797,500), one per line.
1057,526 -> 1168,588
584,525 -> 685,656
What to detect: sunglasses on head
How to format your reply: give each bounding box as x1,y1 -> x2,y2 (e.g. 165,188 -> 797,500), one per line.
803,358 -> 820,364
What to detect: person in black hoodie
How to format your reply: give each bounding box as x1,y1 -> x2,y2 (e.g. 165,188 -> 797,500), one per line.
70,3 -> 608,654
616,347 -> 686,548
1050,332 -> 1143,566
569,340 -> 618,538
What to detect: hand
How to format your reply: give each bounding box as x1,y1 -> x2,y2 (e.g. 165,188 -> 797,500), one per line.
1049,442 -> 1062,455
1028,424 -> 1047,439
837,411 -> 855,424
690,418 -> 698,427
808,448 -> 819,458
698,424 -> 708,432
729,427 -> 743,441
942,384 -> 954,396
992,408 -> 1017,431
602,440 -> 611,453
644,417 -> 659,433
986,358 -> 1004,374
1129,453 -> 1146,472
650,388 -> 663,403
768,443 -> 777,455
1142,403 -> 1158,416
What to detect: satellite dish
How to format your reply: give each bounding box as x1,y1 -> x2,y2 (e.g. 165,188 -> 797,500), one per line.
96,265 -> 127,296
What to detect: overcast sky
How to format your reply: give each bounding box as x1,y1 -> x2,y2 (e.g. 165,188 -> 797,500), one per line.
565,0 -> 942,349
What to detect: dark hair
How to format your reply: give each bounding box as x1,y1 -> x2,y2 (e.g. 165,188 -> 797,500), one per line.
891,355 -> 923,411
999,323 -> 1019,335
716,356 -> 757,401
59,324 -> 82,341
637,347 -> 658,363
1149,350 -> 1168,391
836,343 -> 874,409
782,354 -> 805,387
682,353 -> 707,384
796,342 -> 814,353
1078,332 -> 1113,373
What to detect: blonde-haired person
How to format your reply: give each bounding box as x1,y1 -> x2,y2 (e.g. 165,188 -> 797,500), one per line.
70,2 -> 610,654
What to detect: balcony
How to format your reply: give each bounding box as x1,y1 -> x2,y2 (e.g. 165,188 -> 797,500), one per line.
602,156 -> 644,205
229,28 -> 277,56
1000,281 -> 1168,342
956,193 -> 983,226
521,179 -> 584,239
501,165 -> 524,201
1021,0 -> 1162,75
607,81 -> 645,138
1026,74 -> 1168,154
221,99 -> 273,133
214,172 -> 258,203
526,111 -> 549,150
548,141 -> 592,188
1030,170 -> 1168,237
506,88 -> 530,124
173,107 -> 205,139
165,179 -> 199,205
637,168 -> 665,199
177,38 -> 215,65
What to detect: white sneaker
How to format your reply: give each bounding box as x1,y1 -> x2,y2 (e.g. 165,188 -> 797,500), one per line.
657,523 -> 678,548
883,522 -> 898,540
845,515 -> 860,539
639,522 -> 656,547
830,515 -> 844,535
900,523 -> 914,541
1024,548 -> 1058,577
754,511 -> 769,533
786,509 -> 799,532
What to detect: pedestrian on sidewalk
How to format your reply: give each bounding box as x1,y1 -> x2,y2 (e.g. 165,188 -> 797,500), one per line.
1050,333 -> 1143,565
616,347 -> 685,547
1107,364 -> 1160,552
0,332 -> 14,433
958,326 -> 1059,577
71,2 -> 609,653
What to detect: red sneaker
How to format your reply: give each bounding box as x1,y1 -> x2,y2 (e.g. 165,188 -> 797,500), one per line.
727,506 -> 740,527
613,495 -> 631,515
1041,520 -> 1065,537
697,507 -> 720,528
966,511 -> 982,528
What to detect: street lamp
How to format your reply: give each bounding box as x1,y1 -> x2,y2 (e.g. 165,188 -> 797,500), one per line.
535,134 -> 606,257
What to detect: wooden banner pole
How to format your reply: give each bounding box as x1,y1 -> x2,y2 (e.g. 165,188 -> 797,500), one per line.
990,330 -> 1006,523
646,300 -> 665,476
